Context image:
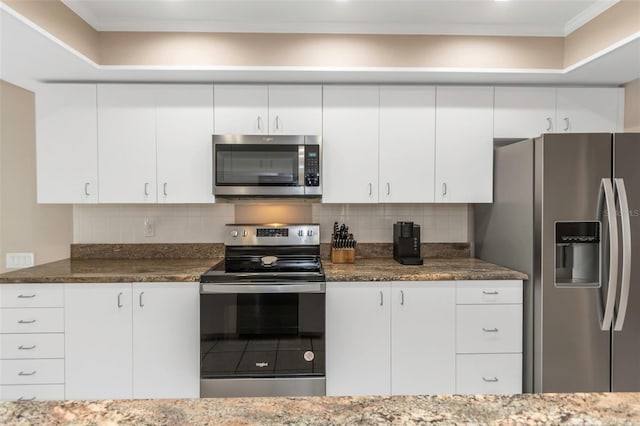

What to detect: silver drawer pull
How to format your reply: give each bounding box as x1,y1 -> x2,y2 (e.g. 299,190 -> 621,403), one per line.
18,345 -> 37,350
17,396 -> 36,402
18,319 -> 36,324
17,294 -> 36,299
482,377 -> 499,382
482,291 -> 499,295
482,327 -> 499,333
18,371 -> 37,376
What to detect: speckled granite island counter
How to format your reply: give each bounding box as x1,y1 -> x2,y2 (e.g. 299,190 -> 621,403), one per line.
2,393 -> 640,425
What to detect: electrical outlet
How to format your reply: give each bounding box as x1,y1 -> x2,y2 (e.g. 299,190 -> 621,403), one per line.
144,217 -> 155,237
6,253 -> 35,269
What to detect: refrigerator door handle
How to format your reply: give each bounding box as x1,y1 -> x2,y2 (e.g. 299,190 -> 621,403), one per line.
614,178 -> 632,331
597,178 -> 619,331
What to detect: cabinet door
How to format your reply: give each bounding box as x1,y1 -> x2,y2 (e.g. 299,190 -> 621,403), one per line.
326,282 -> 391,396
494,87 -> 556,138
556,87 -> 624,133
97,84 -> 157,203
64,283 -> 133,400
435,86 -> 494,203
36,84 -> 98,203
391,282 -> 455,395
214,85 -> 268,134
379,86 -> 436,203
322,86 -> 379,203
268,85 -> 322,135
156,85 -> 215,203
132,283 -> 200,399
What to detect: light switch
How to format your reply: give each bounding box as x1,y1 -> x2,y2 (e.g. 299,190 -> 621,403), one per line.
6,253 -> 35,269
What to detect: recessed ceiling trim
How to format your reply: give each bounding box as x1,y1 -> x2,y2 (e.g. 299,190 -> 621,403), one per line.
60,0 -> 100,31
564,31 -> 640,73
564,0 -> 619,36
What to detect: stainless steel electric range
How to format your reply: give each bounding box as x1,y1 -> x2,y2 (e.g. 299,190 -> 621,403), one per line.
199,223 -> 325,398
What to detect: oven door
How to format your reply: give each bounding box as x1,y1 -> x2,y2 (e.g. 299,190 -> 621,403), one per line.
200,282 -> 325,397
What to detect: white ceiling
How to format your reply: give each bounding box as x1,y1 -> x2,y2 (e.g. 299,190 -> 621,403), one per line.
62,0 -> 618,37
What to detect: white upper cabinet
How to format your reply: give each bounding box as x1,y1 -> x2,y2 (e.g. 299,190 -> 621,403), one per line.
556,87 -> 624,133
435,86 -> 494,203
379,86 -> 436,203
494,87 -> 557,139
268,85 -> 322,135
214,85 -> 269,135
36,84 -> 98,203
156,85 -> 214,203
322,86 -> 380,203
214,85 -> 322,135
98,84 -> 157,203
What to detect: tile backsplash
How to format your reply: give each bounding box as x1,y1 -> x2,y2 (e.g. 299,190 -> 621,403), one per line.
73,203 -> 469,244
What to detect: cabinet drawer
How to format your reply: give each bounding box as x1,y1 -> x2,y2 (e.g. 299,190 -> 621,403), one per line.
1,334 -> 64,359
0,285 -> 63,308
0,384 -> 65,401
0,308 -> 64,333
456,354 -> 522,394
0,359 -> 64,385
456,281 -> 522,304
456,305 -> 522,353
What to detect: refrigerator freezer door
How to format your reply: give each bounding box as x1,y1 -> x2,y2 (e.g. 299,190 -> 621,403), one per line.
536,133 -> 612,392
612,133 -> 640,392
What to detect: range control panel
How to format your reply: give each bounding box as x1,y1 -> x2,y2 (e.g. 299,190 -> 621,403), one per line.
225,224 -> 320,246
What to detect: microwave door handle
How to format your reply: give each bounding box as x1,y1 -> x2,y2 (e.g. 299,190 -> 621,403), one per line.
597,178 -> 619,331
614,178 -> 632,331
298,145 -> 305,187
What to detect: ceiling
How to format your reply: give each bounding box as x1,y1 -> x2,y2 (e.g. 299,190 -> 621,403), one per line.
62,0 -> 618,37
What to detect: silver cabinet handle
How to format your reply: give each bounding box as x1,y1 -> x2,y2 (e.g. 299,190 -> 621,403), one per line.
18,319 -> 36,324
546,117 -> 553,132
84,182 -> 90,196
275,115 -> 281,131
139,291 -> 145,308
144,182 -> 149,196
18,345 -> 36,350
117,292 -> 123,308
386,182 -> 390,196
368,183 -> 372,196
442,182 -> 447,196
17,396 -> 36,402
614,178 -> 632,331
17,294 -> 36,299
563,117 -> 570,131
257,116 -> 263,132
482,291 -> 499,295
482,377 -> 499,382
18,371 -> 37,376
379,291 -> 384,306
597,178 -> 619,331
482,327 -> 499,332
400,290 -> 405,306
163,182 -> 168,196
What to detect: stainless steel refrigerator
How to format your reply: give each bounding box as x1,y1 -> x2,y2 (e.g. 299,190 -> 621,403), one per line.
475,133 -> 640,393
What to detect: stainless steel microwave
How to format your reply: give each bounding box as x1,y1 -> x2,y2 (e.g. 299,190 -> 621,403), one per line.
213,135 -> 322,197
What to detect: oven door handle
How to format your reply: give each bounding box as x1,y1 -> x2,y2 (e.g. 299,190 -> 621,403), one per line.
200,282 -> 325,294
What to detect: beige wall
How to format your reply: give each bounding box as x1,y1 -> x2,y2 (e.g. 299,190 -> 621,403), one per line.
0,81 -> 72,272
624,78 -> 640,132
73,203 -> 470,244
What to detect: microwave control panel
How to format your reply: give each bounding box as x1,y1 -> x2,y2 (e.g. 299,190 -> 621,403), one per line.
304,145 -> 320,187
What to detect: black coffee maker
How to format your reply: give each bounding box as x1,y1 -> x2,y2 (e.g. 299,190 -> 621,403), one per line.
393,221 -> 423,265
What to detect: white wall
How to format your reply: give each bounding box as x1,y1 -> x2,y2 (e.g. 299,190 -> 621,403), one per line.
73,203 -> 469,244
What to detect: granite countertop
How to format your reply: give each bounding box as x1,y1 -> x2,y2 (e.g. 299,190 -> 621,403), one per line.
0,257 -> 526,284
2,393 -> 639,425
323,258 -> 528,281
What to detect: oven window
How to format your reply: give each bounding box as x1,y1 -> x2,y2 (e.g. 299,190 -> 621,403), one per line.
200,293 -> 325,378
215,144 -> 299,186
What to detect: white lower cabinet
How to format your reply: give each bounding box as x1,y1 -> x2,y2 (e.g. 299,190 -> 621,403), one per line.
326,281 -> 456,396
327,280 -> 522,397
64,282 -> 199,400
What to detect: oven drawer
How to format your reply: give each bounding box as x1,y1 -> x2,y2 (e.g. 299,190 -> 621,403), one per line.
0,359 -> 64,385
0,284 -> 64,308
1,334 -> 64,359
0,384 -> 65,401
0,308 -> 64,333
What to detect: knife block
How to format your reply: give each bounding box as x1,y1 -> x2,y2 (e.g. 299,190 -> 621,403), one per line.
331,247 -> 355,264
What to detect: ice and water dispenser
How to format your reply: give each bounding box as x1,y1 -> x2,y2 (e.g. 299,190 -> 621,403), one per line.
555,221 -> 601,287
